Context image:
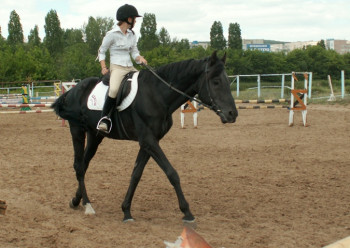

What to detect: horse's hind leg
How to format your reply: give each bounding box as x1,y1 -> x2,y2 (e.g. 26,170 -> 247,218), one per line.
70,125 -> 103,215
69,125 -> 86,209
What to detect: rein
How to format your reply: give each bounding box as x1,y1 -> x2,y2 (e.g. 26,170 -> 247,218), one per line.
143,63 -> 223,115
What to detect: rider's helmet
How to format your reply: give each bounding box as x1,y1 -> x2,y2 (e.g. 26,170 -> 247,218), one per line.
116,4 -> 142,21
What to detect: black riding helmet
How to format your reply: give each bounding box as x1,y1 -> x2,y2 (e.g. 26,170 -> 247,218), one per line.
116,4 -> 142,21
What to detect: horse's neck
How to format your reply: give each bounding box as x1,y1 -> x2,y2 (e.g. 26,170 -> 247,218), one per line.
161,60 -> 204,113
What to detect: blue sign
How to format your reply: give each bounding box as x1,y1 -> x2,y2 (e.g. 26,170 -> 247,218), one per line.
247,44 -> 271,52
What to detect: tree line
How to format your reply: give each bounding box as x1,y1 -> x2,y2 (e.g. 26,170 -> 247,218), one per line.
0,10 -> 349,83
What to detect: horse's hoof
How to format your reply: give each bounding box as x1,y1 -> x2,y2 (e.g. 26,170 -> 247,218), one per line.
123,218 -> 135,223
69,199 -> 79,209
182,215 -> 195,223
84,203 -> 96,215
183,218 -> 197,229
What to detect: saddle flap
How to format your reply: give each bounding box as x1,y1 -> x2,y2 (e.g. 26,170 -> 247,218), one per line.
87,71 -> 139,112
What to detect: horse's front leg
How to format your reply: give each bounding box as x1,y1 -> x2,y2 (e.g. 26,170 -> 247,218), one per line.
142,138 -> 195,222
121,148 -> 150,222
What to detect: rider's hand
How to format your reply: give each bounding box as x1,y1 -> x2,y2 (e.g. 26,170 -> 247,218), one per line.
101,67 -> 109,75
138,56 -> 147,65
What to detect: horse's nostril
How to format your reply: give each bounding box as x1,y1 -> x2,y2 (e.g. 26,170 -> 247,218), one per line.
229,110 -> 237,117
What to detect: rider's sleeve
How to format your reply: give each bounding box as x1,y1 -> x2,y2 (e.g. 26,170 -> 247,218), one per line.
130,35 -> 141,63
97,33 -> 113,62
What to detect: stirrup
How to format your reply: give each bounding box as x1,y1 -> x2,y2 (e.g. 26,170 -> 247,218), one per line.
97,116 -> 112,134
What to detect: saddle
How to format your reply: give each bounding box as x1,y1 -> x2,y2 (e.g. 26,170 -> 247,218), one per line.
87,71 -> 139,111
102,72 -> 134,105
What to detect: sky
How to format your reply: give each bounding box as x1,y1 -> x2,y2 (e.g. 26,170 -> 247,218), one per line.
1,0 -> 350,43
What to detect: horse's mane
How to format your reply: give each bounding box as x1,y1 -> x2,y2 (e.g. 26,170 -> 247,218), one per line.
155,58 -> 206,82
155,56 -> 225,82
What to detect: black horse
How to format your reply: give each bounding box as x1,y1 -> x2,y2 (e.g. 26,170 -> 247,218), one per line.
52,51 -> 238,222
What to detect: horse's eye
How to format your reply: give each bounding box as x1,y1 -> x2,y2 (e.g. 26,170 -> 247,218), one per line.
212,80 -> 219,86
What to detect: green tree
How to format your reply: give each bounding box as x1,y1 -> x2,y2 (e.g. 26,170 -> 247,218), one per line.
84,16 -> 114,54
27,46 -> 56,80
138,13 -> 160,52
159,27 -> 171,46
0,26 -> 4,41
28,25 -> 41,46
0,42 -> 11,81
172,38 -> 190,52
63,28 -> 83,47
210,21 -> 226,50
286,48 -> 311,73
59,43 -> 99,80
228,23 -> 242,50
44,9 -> 64,55
306,45 -> 344,79
7,10 -> 24,45
317,39 -> 326,49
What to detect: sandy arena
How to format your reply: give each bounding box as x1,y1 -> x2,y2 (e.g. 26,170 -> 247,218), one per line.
0,104 -> 349,248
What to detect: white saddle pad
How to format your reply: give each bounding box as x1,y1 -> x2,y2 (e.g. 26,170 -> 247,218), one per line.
87,71 -> 139,111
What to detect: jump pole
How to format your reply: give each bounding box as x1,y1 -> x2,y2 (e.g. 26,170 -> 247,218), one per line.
0,109 -> 54,114
235,99 -> 290,104
0,104 -> 52,108
237,105 -> 289,109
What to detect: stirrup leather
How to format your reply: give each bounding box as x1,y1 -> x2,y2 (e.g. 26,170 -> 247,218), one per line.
97,116 -> 112,134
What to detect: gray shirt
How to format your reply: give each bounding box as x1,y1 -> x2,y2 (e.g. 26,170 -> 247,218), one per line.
98,26 -> 140,67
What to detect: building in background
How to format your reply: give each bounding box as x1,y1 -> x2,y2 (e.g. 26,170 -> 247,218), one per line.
190,39 -> 350,54
281,41 -> 318,52
326,39 -> 350,54
246,44 -> 271,52
190,41 -> 210,49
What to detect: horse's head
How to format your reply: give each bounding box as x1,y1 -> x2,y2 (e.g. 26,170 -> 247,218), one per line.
197,51 -> 238,123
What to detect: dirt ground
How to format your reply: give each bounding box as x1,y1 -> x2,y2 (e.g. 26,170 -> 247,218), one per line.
0,104 -> 349,248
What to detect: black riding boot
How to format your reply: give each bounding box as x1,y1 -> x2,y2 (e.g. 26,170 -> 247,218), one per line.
97,96 -> 116,133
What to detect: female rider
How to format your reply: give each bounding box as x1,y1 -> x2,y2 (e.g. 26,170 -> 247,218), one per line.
97,4 -> 147,133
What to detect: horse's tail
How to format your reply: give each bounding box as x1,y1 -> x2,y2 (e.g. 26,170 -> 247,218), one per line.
51,90 -> 82,124
51,77 -> 100,125
51,92 -> 66,115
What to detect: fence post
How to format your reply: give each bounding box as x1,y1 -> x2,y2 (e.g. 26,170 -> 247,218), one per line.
257,74 -> 261,98
341,70 -> 345,99
236,76 -> 240,97
308,72 -> 312,99
281,74 -> 285,98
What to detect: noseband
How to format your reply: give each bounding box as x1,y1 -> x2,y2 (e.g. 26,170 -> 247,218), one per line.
143,63 -> 223,116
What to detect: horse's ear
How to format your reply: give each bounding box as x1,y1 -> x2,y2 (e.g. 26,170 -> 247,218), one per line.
222,52 -> 227,64
210,51 -> 218,66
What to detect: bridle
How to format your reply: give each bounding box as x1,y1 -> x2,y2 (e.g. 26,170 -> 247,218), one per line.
197,63 -> 223,116
143,63 -> 224,117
